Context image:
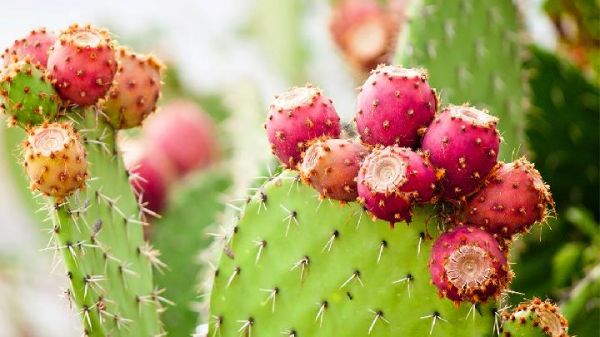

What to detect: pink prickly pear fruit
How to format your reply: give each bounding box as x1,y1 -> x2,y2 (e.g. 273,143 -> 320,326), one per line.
22,122 -> 88,201
422,105 -> 501,201
357,146 -> 438,225
121,139 -> 175,214
47,24 -> 117,106
299,138 -> 368,201
329,0 -> 399,72
144,100 -> 219,176
265,85 -> 341,168
101,47 -> 164,129
464,158 -> 554,238
355,65 -> 437,148
2,28 -> 57,68
429,225 -> 511,304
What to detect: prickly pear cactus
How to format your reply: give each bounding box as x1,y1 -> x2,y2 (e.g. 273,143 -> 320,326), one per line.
1,24 -> 164,337
47,110 -> 162,337
209,172 -> 497,336
394,0 -> 524,159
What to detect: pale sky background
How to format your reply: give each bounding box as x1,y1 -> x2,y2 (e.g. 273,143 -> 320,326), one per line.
0,1 -> 554,336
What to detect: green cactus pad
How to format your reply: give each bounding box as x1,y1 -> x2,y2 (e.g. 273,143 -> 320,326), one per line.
44,110 -> 162,336
394,0 -> 524,160
500,298 -> 569,337
0,60 -> 60,128
209,171 -> 497,336
153,170 -> 231,337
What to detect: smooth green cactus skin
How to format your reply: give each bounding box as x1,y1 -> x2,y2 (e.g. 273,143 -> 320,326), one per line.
153,170 -> 231,337
0,61 -> 59,127
394,0 -> 524,160
45,110 -> 162,337
209,171 -> 496,336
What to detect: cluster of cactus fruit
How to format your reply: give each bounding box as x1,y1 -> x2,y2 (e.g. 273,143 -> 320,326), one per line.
209,64 -> 568,337
1,23 -> 165,201
1,24 -> 166,336
266,64 -> 554,303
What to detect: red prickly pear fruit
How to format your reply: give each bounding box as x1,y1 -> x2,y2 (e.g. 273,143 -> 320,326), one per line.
265,85 -> 342,168
355,65 -> 437,148
464,158 -> 554,237
329,0 -> 399,72
429,225 -> 511,304
22,122 -> 88,201
395,147 -> 440,203
47,24 -> 117,106
2,28 -> 57,68
121,139 -> 175,214
422,105 -> 501,201
299,138 -> 368,201
101,47 -> 164,129
357,146 -> 437,224
144,100 -> 219,176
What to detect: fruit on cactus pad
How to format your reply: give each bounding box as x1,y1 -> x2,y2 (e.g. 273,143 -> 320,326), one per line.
265,85 -> 341,168
102,46 -> 163,129
422,105 -> 501,201
299,138 -> 368,201
357,146 -> 438,224
429,225 -> 510,303
2,28 -> 57,68
465,158 -> 554,238
47,24 -> 117,106
0,59 -> 60,128
355,65 -> 437,148
500,297 -> 569,337
329,0 -> 399,72
144,100 -> 218,176
121,138 -> 175,214
22,122 -> 88,200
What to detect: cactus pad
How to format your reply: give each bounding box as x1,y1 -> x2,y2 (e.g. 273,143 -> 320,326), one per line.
209,171 -> 497,336
46,110 -> 162,336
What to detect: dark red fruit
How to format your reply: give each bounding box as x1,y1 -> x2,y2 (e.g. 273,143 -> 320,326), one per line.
122,139 -> 175,214
355,65 -> 437,148
265,85 -> 341,168
465,158 -> 554,237
422,105 -> 501,200
299,138 -> 368,201
357,146 -> 438,224
429,225 -> 511,303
